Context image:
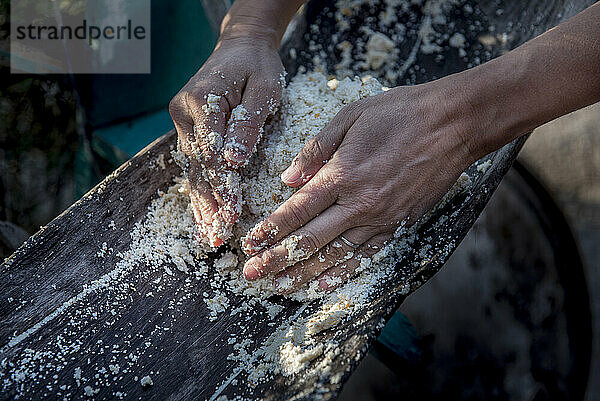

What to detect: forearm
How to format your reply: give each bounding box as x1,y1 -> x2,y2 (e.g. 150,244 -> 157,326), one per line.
454,3 -> 600,160
219,0 -> 307,50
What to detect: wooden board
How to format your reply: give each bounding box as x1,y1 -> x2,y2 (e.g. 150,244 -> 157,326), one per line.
1,0 -> 593,399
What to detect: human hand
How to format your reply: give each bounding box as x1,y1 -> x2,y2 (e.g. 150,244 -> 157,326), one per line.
169,38 -> 284,246
240,82 -> 477,292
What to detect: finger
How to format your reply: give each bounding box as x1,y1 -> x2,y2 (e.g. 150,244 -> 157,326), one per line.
223,75 -> 283,166
202,164 -> 242,225
187,93 -> 242,227
189,182 -> 224,247
241,168 -> 338,255
188,93 -> 229,161
187,164 -> 225,248
243,204 -> 356,280
171,95 -> 222,209
272,226 -> 377,294
171,102 -> 222,245
280,103 -> 362,187
317,234 -> 391,291
187,163 -> 218,225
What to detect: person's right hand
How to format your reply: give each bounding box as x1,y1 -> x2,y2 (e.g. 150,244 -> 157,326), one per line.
169,38 -> 284,246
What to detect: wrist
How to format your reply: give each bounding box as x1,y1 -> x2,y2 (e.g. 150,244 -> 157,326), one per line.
443,49 -> 548,162
218,0 -> 305,51
219,19 -> 280,51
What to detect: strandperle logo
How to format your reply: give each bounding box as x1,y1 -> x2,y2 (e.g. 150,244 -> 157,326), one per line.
11,0 -> 151,74
14,19 -> 148,45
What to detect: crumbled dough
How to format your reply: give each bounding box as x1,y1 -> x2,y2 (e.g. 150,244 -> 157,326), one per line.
204,290 -> 231,321
140,375 -> 153,387
230,104 -> 248,121
206,131 -> 224,152
214,252 -> 238,271
477,159 -> 493,173
449,32 -> 467,48
84,385 -> 98,396
281,234 -> 308,263
361,31 -> 398,70
202,93 -> 221,115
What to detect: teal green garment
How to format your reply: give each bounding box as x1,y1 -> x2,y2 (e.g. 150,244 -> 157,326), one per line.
86,0 -> 217,130
76,0 -> 217,196
373,311 -> 422,365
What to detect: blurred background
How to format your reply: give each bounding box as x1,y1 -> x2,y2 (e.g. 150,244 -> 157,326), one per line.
0,0 -> 598,399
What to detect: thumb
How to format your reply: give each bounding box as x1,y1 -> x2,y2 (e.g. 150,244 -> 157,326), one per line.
281,103 -> 362,187
223,75 -> 282,167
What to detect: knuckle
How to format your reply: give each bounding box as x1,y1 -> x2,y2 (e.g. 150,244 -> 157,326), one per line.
280,201 -> 310,230
340,100 -> 364,119
169,94 -> 189,119
316,166 -> 343,192
339,201 -> 366,221
326,240 -> 347,261
299,137 -> 326,166
168,97 -> 180,115
186,87 -> 214,114
301,175 -> 337,208
252,220 -> 278,243
181,89 -> 195,106
261,250 -> 277,267
361,192 -> 381,211
357,185 -> 388,209
332,167 -> 354,186
298,230 -> 320,253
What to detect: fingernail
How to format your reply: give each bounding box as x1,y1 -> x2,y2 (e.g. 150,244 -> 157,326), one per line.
243,263 -> 260,281
318,278 -> 329,290
281,165 -> 301,184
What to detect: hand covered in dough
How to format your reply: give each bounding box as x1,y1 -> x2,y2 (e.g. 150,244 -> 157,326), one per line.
241,81 -> 479,292
169,38 -> 284,246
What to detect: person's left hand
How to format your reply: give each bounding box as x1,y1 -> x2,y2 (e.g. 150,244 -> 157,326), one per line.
240,81 -> 479,293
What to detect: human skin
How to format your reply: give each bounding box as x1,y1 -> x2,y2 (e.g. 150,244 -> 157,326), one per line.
170,1 -> 600,291
169,0 -> 305,246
